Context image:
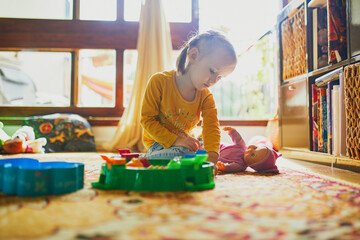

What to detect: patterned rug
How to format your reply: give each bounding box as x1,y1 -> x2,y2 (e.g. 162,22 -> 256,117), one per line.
1,153 -> 360,240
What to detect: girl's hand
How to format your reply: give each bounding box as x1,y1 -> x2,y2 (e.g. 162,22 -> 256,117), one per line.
173,133 -> 200,152
206,151 -> 219,175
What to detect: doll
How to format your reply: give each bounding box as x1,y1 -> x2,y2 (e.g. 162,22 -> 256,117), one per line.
217,127 -> 280,173
2,126 -> 47,154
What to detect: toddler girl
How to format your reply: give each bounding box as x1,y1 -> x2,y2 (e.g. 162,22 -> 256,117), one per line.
140,30 -> 237,174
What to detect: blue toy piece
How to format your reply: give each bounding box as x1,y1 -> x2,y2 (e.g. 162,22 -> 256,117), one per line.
0,158 -> 84,197
196,149 -> 207,155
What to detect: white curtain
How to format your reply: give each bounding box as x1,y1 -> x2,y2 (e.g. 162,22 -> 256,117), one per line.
103,0 -> 173,152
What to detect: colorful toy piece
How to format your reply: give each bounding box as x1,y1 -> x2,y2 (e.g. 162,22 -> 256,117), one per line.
0,158 -> 84,197
92,151 -> 215,192
139,158 -> 151,167
125,158 -> 145,168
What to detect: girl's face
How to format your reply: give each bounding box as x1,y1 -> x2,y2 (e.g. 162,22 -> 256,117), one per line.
188,47 -> 236,90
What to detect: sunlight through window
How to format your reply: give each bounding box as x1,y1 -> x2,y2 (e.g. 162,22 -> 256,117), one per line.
78,49 -> 116,108
124,0 -> 191,22
199,0 -> 280,119
79,0 -> 117,21
0,0 -> 72,19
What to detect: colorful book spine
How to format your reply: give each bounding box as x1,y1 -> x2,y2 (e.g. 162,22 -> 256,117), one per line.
312,84 -> 319,152
317,89 -> 322,152
320,87 -> 328,153
328,0 -> 347,64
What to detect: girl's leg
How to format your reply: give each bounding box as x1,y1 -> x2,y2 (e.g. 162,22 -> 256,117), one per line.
146,142 -> 194,159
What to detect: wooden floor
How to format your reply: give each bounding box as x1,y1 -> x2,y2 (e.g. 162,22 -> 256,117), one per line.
278,157 -> 360,186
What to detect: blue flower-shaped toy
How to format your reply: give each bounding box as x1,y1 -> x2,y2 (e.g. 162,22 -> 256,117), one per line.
0,158 -> 84,197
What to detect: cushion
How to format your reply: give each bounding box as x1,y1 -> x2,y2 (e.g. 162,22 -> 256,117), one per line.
23,113 -> 96,153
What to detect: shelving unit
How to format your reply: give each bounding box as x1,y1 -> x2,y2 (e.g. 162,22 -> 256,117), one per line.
277,0 -> 360,172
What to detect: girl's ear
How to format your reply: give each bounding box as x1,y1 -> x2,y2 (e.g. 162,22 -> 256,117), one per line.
188,47 -> 199,63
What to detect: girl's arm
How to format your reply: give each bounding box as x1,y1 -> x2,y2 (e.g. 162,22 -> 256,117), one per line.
207,151 -> 219,175
201,91 -> 221,154
140,75 -> 178,148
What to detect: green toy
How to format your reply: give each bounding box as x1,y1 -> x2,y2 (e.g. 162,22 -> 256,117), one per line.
92,152 -> 215,192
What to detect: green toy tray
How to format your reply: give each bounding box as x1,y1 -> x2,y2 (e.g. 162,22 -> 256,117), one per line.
92,157 -> 215,192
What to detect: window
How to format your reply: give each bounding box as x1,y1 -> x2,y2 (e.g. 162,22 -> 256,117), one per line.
199,0 -> 280,120
124,0 -> 192,22
0,0 -> 198,120
79,0 -> 117,21
0,51 -> 71,107
78,49 -> 116,107
0,0 -> 72,20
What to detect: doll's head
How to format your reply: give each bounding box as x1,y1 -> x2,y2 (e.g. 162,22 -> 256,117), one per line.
244,144 -> 280,173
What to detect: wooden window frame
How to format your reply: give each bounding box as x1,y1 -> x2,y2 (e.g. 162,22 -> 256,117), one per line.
0,0 -> 268,127
0,0 -> 199,120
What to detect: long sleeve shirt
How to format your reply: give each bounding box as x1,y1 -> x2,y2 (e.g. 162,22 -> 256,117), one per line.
218,128 -> 248,172
140,70 -> 220,154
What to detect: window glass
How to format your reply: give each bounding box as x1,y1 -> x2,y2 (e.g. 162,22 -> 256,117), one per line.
123,50 -> 137,107
0,51 -> 71,106
211,33 -> 277,119
79,0 -> 117,21
0,0 -> 72,20
78,49 -> 116,108
199,0 -> 279,120
124,0 -> 191,22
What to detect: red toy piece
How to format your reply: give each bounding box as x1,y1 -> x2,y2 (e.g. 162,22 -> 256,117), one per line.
118,149 -> 131,155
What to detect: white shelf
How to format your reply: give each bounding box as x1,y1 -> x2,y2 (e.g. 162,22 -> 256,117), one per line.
308,0 -> 327,8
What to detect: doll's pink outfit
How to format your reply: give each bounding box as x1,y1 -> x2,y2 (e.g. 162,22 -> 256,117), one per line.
219,129 -> 280,173
219,129 -> 248,172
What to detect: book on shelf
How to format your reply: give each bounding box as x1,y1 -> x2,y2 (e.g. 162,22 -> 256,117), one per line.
326,79 -> 339,154
319,87 -> 328,153
332,85 -> 340,156
312,68 -> 343,154
328,0 -> 347,64
311,84 -> 319,152
312,6 -> 328,70
315,87 -> 324,152
313,8 -> 318,70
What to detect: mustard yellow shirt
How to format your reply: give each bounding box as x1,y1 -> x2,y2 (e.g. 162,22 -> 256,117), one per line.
140,70 -> 220,154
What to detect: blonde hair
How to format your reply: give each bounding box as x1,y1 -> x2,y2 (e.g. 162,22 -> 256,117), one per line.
176,30 -> 237,75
